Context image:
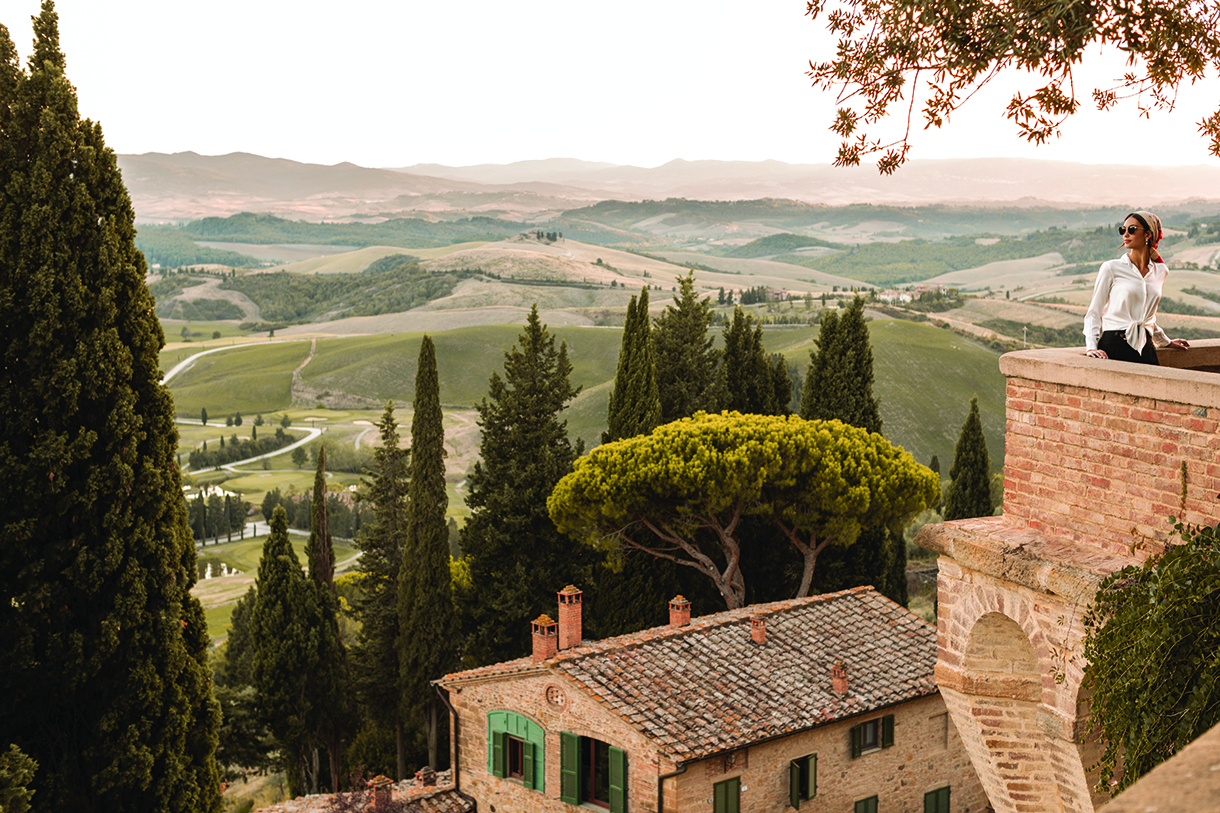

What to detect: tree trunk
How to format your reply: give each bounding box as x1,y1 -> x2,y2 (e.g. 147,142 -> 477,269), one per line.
309,747 -> 320,795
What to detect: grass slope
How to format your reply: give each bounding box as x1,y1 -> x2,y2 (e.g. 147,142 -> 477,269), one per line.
168,317 -> 1006,476
170,341 -> 312,416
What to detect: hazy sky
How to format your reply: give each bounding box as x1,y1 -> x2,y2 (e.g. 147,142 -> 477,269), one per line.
7,0 -> 1220,169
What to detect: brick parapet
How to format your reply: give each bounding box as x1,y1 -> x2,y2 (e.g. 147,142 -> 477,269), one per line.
998,344 -> 1220,560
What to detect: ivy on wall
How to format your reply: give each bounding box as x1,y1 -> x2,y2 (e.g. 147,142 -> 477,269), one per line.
1083,519 -> 1220,794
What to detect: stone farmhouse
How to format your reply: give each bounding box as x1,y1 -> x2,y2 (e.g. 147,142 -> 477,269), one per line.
435,586 -> 986,813
914,342 -> 1220,813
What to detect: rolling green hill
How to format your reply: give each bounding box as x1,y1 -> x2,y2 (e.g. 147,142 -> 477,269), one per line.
166,316 -> 1006,472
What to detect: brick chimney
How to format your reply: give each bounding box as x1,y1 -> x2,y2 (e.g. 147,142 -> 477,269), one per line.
750,616 -> 766,644
669,595 -> 691,628
558,585 -> 582,650
832,659 -> 849,694
532,615 -> 558,662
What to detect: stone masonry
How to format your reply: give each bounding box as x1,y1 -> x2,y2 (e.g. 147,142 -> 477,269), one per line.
916,341 -> 1220,813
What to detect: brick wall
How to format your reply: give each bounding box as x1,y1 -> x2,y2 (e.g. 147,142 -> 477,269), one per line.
917,343 -> 1220,813
1001,346 -> 1220,559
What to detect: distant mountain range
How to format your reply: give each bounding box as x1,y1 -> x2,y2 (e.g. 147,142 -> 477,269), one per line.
117,151 -> 1220,223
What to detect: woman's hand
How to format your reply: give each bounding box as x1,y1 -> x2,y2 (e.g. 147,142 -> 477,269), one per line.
1086,349 -> 1108,359
1167,339 -> 1190,349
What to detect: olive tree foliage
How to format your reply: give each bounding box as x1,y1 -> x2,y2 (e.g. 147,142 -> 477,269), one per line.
1083,520 -> 1220,794
804,0 -> 1220,173
548,412 -> 938,609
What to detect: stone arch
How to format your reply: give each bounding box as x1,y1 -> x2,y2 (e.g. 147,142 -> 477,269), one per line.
957,611 -> 1065,813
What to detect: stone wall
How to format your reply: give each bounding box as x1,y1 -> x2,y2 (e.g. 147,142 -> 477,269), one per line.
446,671 -> 984,813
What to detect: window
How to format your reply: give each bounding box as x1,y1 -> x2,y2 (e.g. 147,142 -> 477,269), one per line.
713,776 -> 741,813
560,732 -> 627,813
788,753 -> 817,807
924,786 -> 950,813
850,714 -> 895,758
855,795 -> 879,813
487,711 -> 544,791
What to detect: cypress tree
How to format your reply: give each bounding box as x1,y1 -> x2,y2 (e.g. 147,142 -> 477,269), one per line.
800,297 -> 904,605
603,288 -> 661,443
304,447 -> 347,791
307,446 -> 335,592
398,336 -> 456,770
653,271 -> 719,423
250,506 -> 327,797
944,396 -> 993,521
800,297 -> 882,433
596,289 -> 674,635
460,305 -> 593,665
0,6 -> 219,811
352,402 -> 410,778
718,307 -> 775,414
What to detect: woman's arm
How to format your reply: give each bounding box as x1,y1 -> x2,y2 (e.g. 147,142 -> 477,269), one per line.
1083,263 -> 1114,352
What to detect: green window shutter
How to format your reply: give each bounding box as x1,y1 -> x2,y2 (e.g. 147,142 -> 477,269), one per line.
522,740 -> 535,790
855,796 -> 878,813
714,777 -> 741,813
560,732 -> 579,804
609,746 -> 627,813
925,786 -> 950,813
882,714 -> 895,748
809,754 -> 817,798
491,730 -> 506,778
851,724 -> 863,758
789,760 -> 801,809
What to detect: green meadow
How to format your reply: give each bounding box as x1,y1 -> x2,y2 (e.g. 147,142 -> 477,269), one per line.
166,315 -> 1007,479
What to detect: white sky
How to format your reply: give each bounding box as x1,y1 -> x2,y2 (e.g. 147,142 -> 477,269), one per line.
7,0 -> 1220,169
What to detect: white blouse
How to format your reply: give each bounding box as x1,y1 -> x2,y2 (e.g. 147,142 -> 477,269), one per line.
1082,254 -> 1171,353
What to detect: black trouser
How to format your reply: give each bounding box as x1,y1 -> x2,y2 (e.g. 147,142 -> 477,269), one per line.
1098,329 -> 1160,365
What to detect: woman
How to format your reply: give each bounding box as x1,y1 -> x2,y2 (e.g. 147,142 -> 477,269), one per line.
1083,210 -> 1189,363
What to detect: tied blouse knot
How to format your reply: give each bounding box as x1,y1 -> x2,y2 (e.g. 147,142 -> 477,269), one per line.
1083,255 -> 1171,354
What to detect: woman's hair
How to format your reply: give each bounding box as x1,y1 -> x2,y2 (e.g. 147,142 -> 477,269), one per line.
1126,210 -> 1164,262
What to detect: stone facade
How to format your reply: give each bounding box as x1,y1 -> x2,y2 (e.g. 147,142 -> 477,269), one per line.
916,341 -> 1220,813
439,589 -> 986,813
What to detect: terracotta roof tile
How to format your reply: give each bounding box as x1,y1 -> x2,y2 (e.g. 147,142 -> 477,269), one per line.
442,587 -> 937,762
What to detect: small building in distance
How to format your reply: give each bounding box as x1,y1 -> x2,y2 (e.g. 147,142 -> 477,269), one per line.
437,586 -> 985,813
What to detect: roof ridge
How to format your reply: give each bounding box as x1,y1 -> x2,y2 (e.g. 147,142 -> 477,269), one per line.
551,586 -> 880,664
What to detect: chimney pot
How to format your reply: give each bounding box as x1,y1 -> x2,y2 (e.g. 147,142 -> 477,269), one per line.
558,585 -> 583,650
531,614 -> 558,662
669,595 -> 691,628
832,659 -> 849,694
750,616 -> 766,645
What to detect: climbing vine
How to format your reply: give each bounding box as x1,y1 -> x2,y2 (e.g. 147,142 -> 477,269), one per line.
1083,519 -> 1220,794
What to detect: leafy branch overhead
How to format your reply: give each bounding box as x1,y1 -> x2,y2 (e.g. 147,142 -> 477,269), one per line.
804,0 -> 1220,173
548,411 -> 938,609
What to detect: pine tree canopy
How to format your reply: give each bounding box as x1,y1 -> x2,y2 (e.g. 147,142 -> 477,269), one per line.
603,288 -> 661,443
306,445 -> 335,593
549,412 -> 938,609
943,396 -> 993,521
653,271 -> 718,423
460,305 -> 594,665
0,5 -> 219,810
399,335 -> 456,769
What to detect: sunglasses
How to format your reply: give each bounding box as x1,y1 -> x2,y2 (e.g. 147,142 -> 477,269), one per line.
1117,225 -> 1143,235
